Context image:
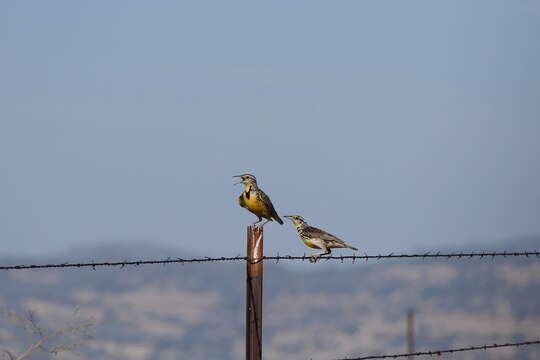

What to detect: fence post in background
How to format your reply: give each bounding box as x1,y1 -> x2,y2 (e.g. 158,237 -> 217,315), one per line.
407,309 -> 415,358
246,224 -> 263,360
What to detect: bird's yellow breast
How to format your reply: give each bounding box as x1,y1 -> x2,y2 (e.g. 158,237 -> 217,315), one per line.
240,192 -> 270,217
302,238 -> 322,249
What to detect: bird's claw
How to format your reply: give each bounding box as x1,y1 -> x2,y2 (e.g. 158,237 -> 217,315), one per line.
254,219 -> 270,229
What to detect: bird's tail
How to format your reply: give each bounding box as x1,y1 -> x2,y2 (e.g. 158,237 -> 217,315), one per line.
274,215 -> 284,225
347,245 -> 358,251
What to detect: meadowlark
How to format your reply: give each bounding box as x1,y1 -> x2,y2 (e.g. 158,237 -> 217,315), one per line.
284,215 -> 357,262
234,173 -> 283,227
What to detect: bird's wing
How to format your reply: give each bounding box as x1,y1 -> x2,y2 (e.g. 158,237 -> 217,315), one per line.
258,190 -> 283,224
304,226 -> 346,244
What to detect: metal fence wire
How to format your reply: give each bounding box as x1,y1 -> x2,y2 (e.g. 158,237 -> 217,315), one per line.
0,250 -> 538,270
335,340 -> 540,360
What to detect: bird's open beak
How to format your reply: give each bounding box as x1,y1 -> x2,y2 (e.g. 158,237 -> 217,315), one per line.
233,175 -> 243,185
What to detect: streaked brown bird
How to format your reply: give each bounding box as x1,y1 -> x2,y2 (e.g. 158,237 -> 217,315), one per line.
284,215 -> 357,262
234,173 -> 283,227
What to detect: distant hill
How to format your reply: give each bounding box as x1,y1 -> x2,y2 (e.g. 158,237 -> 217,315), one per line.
0,237 -> 539,359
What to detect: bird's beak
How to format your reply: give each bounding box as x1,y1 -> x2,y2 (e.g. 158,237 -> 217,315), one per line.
233,175 -> 243,185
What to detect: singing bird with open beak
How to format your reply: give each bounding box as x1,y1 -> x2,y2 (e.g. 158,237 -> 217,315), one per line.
234,173 -> 283,227
284,215 -> 357,262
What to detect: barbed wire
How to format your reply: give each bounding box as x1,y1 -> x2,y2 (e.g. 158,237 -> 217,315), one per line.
262,250 -> 540,264
335,340 -> 540,359
0,256 -> 247,270
0,250 -> 538,270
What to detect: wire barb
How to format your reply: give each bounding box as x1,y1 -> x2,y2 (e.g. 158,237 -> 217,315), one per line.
334,340 -> 540,360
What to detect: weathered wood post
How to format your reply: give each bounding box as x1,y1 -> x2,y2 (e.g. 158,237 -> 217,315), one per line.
246,224 -> 263,360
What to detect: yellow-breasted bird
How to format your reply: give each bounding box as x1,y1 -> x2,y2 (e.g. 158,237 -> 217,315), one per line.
234,173 -> 283,227
284,215 -> 357,262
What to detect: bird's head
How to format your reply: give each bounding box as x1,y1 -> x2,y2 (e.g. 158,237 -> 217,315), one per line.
233,173 -> 258,189
284,215 -> 307,227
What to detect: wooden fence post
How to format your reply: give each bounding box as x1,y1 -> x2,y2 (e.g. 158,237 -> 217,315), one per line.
246,224 -> 263,360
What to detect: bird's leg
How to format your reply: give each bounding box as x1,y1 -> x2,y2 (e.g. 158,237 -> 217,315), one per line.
309,247 -> 331,263
256,218 -> 271,229
249,218 -> 264,262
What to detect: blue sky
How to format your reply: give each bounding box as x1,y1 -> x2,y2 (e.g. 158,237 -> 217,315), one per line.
1,1 -> 539,258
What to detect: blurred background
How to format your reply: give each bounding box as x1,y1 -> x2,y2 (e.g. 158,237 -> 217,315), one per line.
1,1 -> 539,359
